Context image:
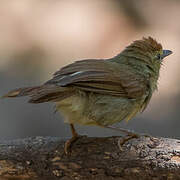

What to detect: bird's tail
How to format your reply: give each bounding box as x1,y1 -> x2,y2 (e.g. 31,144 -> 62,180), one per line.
2,85 -> 73,103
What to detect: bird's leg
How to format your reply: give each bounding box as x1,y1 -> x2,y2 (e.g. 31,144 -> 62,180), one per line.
104,125 -> 139,137
64,123 -> 79,154
103,125 -> 140,148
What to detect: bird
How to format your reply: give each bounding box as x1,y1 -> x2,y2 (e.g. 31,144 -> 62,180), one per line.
2,37 -> 172,154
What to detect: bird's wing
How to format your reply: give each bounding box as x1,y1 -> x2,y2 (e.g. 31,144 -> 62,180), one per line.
45,59 -> 148,98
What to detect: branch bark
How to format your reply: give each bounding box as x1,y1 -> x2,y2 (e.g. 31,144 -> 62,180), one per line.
0,135 -> 180,180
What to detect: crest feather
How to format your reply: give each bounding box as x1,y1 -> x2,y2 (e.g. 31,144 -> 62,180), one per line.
131,36 -> 162,52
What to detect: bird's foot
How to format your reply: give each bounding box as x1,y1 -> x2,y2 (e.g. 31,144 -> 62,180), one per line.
118,132 -> 153,151
120,133 -> 139,145
118,133 -> 139,151
64,134 -> 80,155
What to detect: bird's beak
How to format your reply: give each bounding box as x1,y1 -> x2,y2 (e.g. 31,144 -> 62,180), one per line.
162,50 -> 173,59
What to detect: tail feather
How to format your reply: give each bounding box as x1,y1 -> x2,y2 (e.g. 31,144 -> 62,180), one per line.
2,86 -> 41,98
29,86 -> 73,103
2,85 -> 73,103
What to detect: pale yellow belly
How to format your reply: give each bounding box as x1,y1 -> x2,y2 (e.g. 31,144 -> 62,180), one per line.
56,95 -> 97,125
55,93 -> 144,126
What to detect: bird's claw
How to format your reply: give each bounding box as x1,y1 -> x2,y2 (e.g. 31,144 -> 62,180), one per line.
64,134 -> 80,155
118,133 -> 140,151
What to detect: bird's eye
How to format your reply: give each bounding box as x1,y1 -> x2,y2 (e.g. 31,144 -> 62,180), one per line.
156,53 -> 161,60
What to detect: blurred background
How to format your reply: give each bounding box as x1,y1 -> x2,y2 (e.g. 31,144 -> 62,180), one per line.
0,0 -> 180,141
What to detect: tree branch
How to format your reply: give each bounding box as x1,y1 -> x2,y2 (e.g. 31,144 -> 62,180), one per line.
0,135 -> 180,180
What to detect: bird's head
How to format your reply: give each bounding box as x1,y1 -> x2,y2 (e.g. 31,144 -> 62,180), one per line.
121,36 -> 172,73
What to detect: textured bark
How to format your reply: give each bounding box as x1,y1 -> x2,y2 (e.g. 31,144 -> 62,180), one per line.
0,135 -> 180,180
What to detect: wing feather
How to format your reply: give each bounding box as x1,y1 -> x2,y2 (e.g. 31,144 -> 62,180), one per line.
45,59 -> 148,98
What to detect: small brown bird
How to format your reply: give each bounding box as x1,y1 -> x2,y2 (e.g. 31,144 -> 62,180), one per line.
2,37 -> 172,154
